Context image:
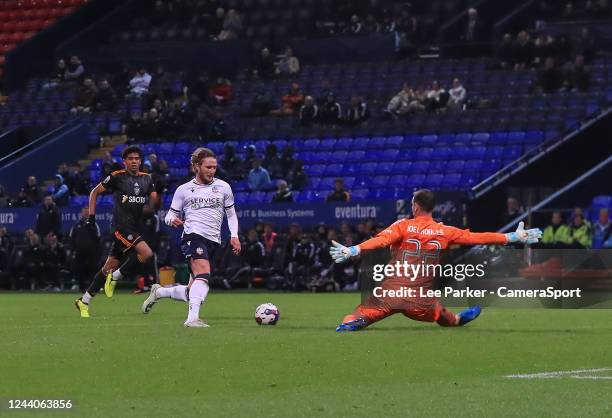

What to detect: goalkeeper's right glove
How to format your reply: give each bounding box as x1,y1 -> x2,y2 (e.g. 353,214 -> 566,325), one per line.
505,221 -> 542,244
329,240 -> 360,263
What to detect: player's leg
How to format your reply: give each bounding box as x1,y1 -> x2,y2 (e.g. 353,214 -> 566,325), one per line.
184,258 -> 211,327
142,282 -> 189,313
74,256 -> 120,318
336,297 -> 395,332
407,301 -> 481,327
107,239 -> 153,297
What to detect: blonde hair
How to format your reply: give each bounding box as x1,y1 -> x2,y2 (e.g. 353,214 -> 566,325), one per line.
190,147 -> 216,167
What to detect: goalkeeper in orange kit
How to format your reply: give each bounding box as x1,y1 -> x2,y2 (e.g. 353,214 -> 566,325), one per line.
330,189 -> 542,332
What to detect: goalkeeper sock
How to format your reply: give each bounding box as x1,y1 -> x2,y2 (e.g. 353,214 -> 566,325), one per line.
186,274 -> 210,323
156,285 -> 188,302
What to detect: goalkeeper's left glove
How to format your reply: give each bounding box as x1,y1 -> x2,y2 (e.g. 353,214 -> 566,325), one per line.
505,221 -> 542,244
329,240 -> 360,263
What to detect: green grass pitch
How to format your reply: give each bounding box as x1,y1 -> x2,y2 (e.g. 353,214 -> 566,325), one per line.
0,292 -> 611,417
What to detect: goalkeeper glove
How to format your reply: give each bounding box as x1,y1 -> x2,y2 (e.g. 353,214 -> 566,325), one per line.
86,214 -> 96,226
329,240 -> 360,263
505,221 -> 542,244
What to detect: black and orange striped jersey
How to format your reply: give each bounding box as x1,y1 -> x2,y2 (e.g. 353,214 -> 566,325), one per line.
101,169 -> 155,230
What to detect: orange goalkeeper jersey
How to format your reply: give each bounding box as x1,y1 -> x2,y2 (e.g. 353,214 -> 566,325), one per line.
359,215 -> 507,287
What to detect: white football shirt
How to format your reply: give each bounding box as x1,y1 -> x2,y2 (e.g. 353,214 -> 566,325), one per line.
168,178 -> 235,244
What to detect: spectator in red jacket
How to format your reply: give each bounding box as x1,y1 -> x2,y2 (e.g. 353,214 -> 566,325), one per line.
208,77 -> 233,105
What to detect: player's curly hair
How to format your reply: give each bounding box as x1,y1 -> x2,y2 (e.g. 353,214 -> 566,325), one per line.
191,147 -> 216,167
122,145 -> 143,159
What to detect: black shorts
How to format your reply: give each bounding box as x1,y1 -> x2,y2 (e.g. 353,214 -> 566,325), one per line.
181,233 -> 219,262
109,227 -> 143,260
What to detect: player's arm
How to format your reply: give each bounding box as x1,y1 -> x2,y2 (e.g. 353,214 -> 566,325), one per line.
164,188 -> 184,228
87,182 -> 106,224
330,221 -> 403,263
225,192 -> 241,254
447,221 -> 542,246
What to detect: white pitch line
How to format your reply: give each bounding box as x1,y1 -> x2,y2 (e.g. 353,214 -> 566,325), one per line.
571,376 -> 612,380
505,368 -> 612,379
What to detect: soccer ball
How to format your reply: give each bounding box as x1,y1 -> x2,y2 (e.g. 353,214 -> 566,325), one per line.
255,303 -> 280,325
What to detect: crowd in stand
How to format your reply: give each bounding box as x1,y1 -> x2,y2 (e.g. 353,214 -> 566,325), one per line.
540,207 -> 611,249
496,26 -> 595,93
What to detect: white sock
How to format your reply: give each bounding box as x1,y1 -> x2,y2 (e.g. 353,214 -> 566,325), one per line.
186,280 -> 209,323
112,269 -> 123,281
81,292 -> 92,304
156,285 -> 188,301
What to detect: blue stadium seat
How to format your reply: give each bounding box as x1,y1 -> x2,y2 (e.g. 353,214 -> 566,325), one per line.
368,136 -> 386,149
171,142 -> 188,155
329,150 -> 348,163
404,135 -> 421,147
386,136 -> 404,148
424,174 -> 444,189
143,143 -> 157,155
359,162 -> 378,175
69,195 -> 88,207
351,189 -> 369,200
377,162 -> 394,174
472,132 -> 490,143
442,174 -> 462,188
319,138 -> 337,151
508,131 -> 526,144
406,174 -> 426,188
388,175 -> 406,188
336,137 -> 353,149
343,176 -> 356,189
353,137 -> 370,149
415,148 -> 434,159
524,130 -> 544,145
346,150 -> 366,162
463,160 -> 482,173
324,164 -> 344,176
158,142 -> 175,155
421,134 -> 437,146
311,152 -> 331,163
445,160 -> 464,173
303,139 -> 320,150
307,164 -> 326,176
112,144 -> 126,158
455,133 -> 473,143
438,134 -> 455,145
394,161 -> 412,173
592,195 -> 612,208
490,132 -> 508,144
411,161 -> 430,174
372,175 -> 390,188
381,149 -> 399,160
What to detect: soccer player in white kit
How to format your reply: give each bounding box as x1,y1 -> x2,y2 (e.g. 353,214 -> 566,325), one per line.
142,147 -> 241,327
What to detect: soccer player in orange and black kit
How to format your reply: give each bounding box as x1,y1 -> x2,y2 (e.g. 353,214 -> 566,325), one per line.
330,189 -> 542,331
74,146 -> 159,318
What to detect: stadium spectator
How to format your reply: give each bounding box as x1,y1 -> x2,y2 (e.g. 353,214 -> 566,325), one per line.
9,190 -> 31,208
563,55 -> 591,92
287,161 -> 308,191
424,81 -> 448,112
247,159 -> 273,191
92,79 -> 118,112
286,232 -> 317,290
255,48 -> 276,80
562,2 -> 577,19
270,83 -> 304,116
208,77 -> 233,105
243,229 -> 266,269
349,15 -> 363,34
569,213 -> 593,249
275,47 -> 300,76
513,31 -> 534,70
35,196 -> 61,240
129,68 -> 152,96
122,112 -> 145,142
220,144 -> 243,179
0,185 -> 8,208
271,180 -> 294,203
299,96 -> 318,127
208,7 -> 225,36
101,151 -> 121,178
463,8 -> 483,42
21,233 -> 43,290
593,208 -> 610,249
279,146 -> 298,178
536,57 -> 563,94
0,227 -> 13,273
573,27 -> 596,62
64,56 -> 85,83
51,175 -> 70,206
502,197 -> 524,225
149,64 -> 172,101
386,83 -> 416,117
217,9 -> 243,40
345,95 -> 369,125
262,144 -> 283,179
22,176 -> 41,204
393,8 -> 417,58
448,78 -> 467,109
541,211 -> 571,248
248,81 -> 274,116
69,207 -> 101,290
532,33 -> 555,67
71,78 -> 98,114
497,33 -> 515,69
262,223 -> 277,253
70,164 -> 91,196
42,59 -> 67,89
318,92 -> 342,124
326,178 -> 351,202
41,232 -> 68,291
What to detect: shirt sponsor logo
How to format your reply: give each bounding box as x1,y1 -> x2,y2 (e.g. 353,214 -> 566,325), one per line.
122,195 -> 146,204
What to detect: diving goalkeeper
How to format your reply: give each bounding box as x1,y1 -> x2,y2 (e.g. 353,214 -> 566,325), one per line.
330,189 -> 542,332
